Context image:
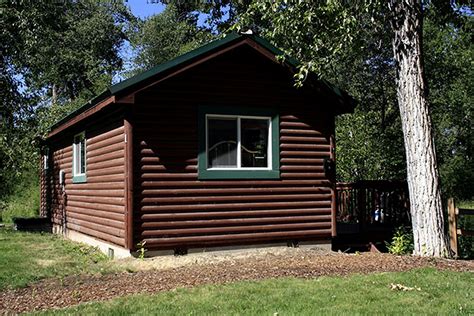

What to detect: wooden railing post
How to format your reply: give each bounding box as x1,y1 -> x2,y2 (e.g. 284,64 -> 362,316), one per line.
357,186 -> 366,232
448,198 -> 458,257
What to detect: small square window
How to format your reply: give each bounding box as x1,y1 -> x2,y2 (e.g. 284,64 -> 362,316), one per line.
73,132 -> 87,183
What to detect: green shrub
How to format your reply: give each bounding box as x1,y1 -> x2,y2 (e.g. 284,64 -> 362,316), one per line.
0,173 -> 40,223
386,226 -> 414,255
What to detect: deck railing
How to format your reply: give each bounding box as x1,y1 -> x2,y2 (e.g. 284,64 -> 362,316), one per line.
448,198 -> 474,258
336,180 -> 411,235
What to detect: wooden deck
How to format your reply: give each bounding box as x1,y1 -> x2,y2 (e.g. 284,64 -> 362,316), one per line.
334,180 -> 410,251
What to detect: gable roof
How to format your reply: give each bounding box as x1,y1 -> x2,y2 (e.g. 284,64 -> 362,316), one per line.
48,32 -> 356,137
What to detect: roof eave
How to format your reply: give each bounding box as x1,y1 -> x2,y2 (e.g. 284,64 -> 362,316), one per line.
48,89 -> 112,132
47,94 -> 116,139
46,32 -> 357,138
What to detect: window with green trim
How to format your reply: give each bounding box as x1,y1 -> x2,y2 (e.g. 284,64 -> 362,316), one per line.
72,132 -> 87,183
43,147 -> 49,171
198,106 -> 280,180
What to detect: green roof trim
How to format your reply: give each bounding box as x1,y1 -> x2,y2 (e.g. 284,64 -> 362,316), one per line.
250,35 -> 301,67
49,89 -> 112,131
241,34 -> 351,103
49,32 -> 355,134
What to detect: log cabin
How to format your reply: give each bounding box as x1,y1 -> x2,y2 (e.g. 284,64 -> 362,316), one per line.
40,32 -> 356,257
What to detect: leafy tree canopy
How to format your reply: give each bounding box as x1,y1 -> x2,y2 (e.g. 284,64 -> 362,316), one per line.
230,1 -> 472,201
128,4 -> 212,75
0,1 -> 134,199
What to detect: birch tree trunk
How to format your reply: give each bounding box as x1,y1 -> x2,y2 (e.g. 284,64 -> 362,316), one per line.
51,84 -> 58,105
389,0 -> 449,257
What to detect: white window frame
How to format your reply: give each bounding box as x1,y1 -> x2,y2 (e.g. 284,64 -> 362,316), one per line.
43,148 -> 49,170
73,131 -> 87,177
205,114 -> 272,171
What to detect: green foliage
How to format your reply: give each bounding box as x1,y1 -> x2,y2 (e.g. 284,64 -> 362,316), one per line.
456,201 -> 474,259
36,75 -> 111,137
0,2 -> 134,207
233,1 -> 473,203
457,231 -> 474,260
0,228 -> 109,290
424,16 -> 474,201
39,269 -> 473,315
136,241 -> 148,259
235,1 -> 406,182
386,226 -> 414,255
129,4 -> 213,75
234,1 -> 369,80
0,115 -> 40,198
336,109 -> 405,181
2,2 -> 134,101
0,170 -> 40,223
153,0 -> 250,33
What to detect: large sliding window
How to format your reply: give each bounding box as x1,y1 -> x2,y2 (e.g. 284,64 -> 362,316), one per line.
207,116 -> 270,169
199,106 -> 279,179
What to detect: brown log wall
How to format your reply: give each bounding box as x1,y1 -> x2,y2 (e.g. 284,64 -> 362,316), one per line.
132,45 -> 336,250
46,107 -> 127,247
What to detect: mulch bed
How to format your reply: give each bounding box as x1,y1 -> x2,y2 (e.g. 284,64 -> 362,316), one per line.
1,251 -> 472,314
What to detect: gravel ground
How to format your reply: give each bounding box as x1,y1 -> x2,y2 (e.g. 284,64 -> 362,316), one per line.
1,248 -> 472,314
115,244 -> 331,271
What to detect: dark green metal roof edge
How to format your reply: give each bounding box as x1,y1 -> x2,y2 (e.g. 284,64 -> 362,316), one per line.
49,31 -> 355,134
250,35 -> 300,67
249,34 -> 355,107
49,89 -> 112,131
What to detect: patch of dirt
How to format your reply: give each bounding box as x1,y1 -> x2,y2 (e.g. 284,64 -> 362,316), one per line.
0,249 -> 472,314
35,259 -> 55,267
117,245 -> 332,271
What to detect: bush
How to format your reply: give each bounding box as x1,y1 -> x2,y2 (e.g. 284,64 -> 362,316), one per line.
0,172 -> 40,223
386,226 -> 414,255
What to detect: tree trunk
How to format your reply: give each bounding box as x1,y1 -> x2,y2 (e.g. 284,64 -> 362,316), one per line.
51,84 -> 58,105
389,0 -> 449,257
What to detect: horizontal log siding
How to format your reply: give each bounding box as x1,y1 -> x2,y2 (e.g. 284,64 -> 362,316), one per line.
133,45 -> 335,250
48,107 -> 126,247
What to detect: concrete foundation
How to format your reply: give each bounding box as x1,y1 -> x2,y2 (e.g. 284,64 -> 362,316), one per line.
145,240 -> 332,257
52,225 -> 131,259
52,224 -> 331,259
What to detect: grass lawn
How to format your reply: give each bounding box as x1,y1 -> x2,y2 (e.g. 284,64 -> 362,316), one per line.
0,228 -> 110,290
1,225 -> 472,315
34,268 -> 472,316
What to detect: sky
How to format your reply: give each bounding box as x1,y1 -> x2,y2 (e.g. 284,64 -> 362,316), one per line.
126,1 -> 166,19
126,1 -> 211,26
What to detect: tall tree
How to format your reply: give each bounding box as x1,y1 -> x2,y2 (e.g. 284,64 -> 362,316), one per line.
129,4 -> 212,74
0,2 -> 134,202
234,0 -> 469,257
151,0 -> 251,33
388,0 -> 448,256
4,2 -> 134,104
